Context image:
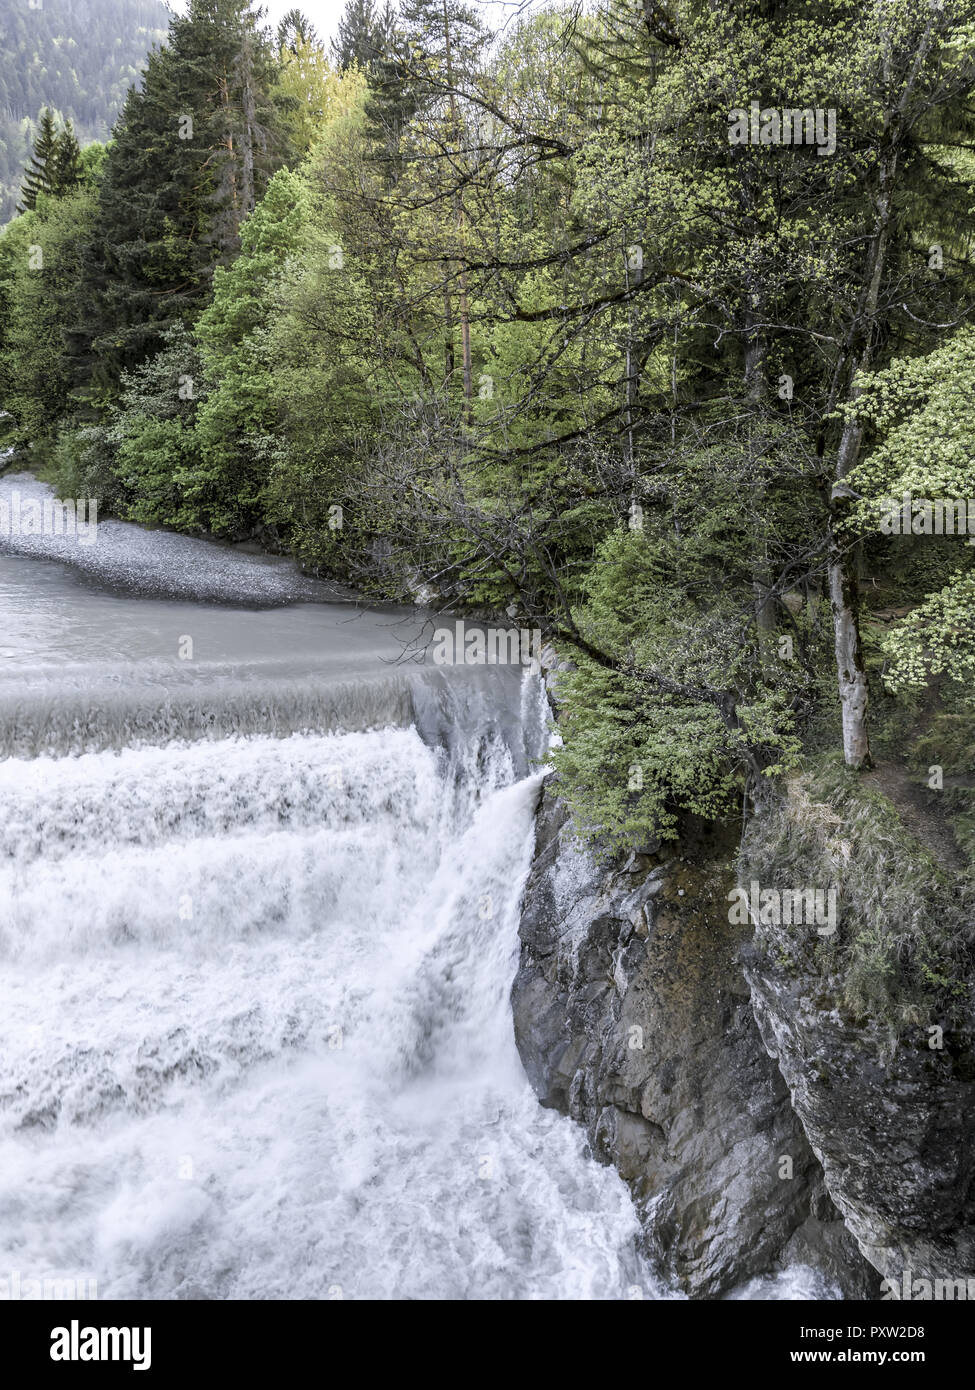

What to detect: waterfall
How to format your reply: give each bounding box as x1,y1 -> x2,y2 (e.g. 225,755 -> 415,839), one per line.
0,537 -> 662,1297
1,476 -> 842,1301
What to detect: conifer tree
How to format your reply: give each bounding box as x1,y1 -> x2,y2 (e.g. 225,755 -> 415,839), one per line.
365,0 -> 482,180
73,0 -> 291,398
331,0 -> 393,73
18,108 -> 61,210
277,7 -> 318,53
51,120 -> 84,196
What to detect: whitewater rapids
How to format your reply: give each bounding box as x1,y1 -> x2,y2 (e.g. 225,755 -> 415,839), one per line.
0,475 -> 831,1300
0,716 -> 665,1298
0,482 -> 661,1299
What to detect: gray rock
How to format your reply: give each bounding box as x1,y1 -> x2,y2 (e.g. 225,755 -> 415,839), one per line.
512,778 -> 873,1297
745,938 -> 975,1292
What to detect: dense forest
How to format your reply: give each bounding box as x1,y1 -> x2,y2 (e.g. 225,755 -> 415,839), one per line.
0,0 -> 168,223
1,0 -> 974,865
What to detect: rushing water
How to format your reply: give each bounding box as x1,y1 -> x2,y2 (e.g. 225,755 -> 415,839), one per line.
0,480 -> 665,1301
0,476 -> 835,1300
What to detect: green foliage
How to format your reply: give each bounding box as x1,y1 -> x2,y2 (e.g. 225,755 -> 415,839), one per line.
18,107 -> 61,211
550,527 -> 804,851
50,119 -> 84,196
98,322 -> 204,529
189,167 -> 314,535
847,329 -> 975,701
18,108 -> 87,212
743,759 -> 975,1030
330,0 -> 394,73
73,0 -> 295,396
0,185 -> 98,445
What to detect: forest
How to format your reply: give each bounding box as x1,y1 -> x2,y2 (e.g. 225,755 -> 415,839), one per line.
1,0 -> 974,854
0,0 -> 169,223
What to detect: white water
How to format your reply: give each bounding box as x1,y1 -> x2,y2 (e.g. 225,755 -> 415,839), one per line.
0,483 -> 832,1300
0,539 -> 660,1298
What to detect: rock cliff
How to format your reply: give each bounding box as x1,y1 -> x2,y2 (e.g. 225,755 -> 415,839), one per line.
512,777 -> 874,1297
740,766 -> 975,1294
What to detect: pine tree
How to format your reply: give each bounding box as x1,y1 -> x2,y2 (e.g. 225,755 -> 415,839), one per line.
51,120 -> 84,196
18,108 -> 61,211
72,0 -> 292,398
331,0 -> 393,73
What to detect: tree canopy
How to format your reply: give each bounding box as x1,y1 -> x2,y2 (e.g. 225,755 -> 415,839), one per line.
3,0 -> 975,851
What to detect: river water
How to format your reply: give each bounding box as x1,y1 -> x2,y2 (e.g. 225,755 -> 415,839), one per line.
0,474 -> 836,1301
0,475 -> 669,1300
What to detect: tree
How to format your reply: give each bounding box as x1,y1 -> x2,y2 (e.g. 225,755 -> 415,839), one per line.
277,8 -> 318,52
190,166 -> 315,535
331,0 -> 393,73
72,0 -> 292,401
18,108 -> 61,211
0,186 -> 99,445
273,24 -> 366,155
51,120 -> 84,196
845,330 -> 975,706
363,0 -> 483,167
100,321 -> 205,529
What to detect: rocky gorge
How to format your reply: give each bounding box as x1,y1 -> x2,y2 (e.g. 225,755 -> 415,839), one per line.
511,678 -> 975,1299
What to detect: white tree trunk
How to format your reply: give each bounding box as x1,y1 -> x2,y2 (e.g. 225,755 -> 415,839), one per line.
829,545 -> 871,767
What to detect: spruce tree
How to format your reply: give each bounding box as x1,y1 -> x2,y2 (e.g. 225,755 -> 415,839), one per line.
331,0 -> 393,73
72,0 -> 291,399
365,0 -> 481,173
51,120 -> 84,196
18,108 -> 61,211
277,8 -> 318,53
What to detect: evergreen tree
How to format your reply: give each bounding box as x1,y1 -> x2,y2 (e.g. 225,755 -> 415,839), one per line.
331,0 -> 393,73
51,120 -> 84,196
18,108 -> 61,211
276,8 -> 318,53
73,0 -> 292,399
365,0 -> 483,180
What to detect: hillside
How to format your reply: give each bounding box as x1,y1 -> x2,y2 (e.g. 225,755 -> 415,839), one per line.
0,0 -> 168,222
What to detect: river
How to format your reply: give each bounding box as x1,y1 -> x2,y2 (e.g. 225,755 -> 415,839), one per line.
0,473 -> 675,1300
0,473 -> 831,1301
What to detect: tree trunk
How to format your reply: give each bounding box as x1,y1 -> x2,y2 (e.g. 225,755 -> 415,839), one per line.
744,299 -> 776,637
824,12 -> 935,768
240,37 -> 257,217
828,407 -> 873,768
828,524 -> 871,768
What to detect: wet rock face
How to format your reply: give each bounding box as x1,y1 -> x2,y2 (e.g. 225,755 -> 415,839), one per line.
745,942 -> 975,1292
512,780 -> 872,1297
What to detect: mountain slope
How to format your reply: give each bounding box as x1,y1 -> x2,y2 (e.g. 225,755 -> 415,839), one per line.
0,0 -> 169,223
